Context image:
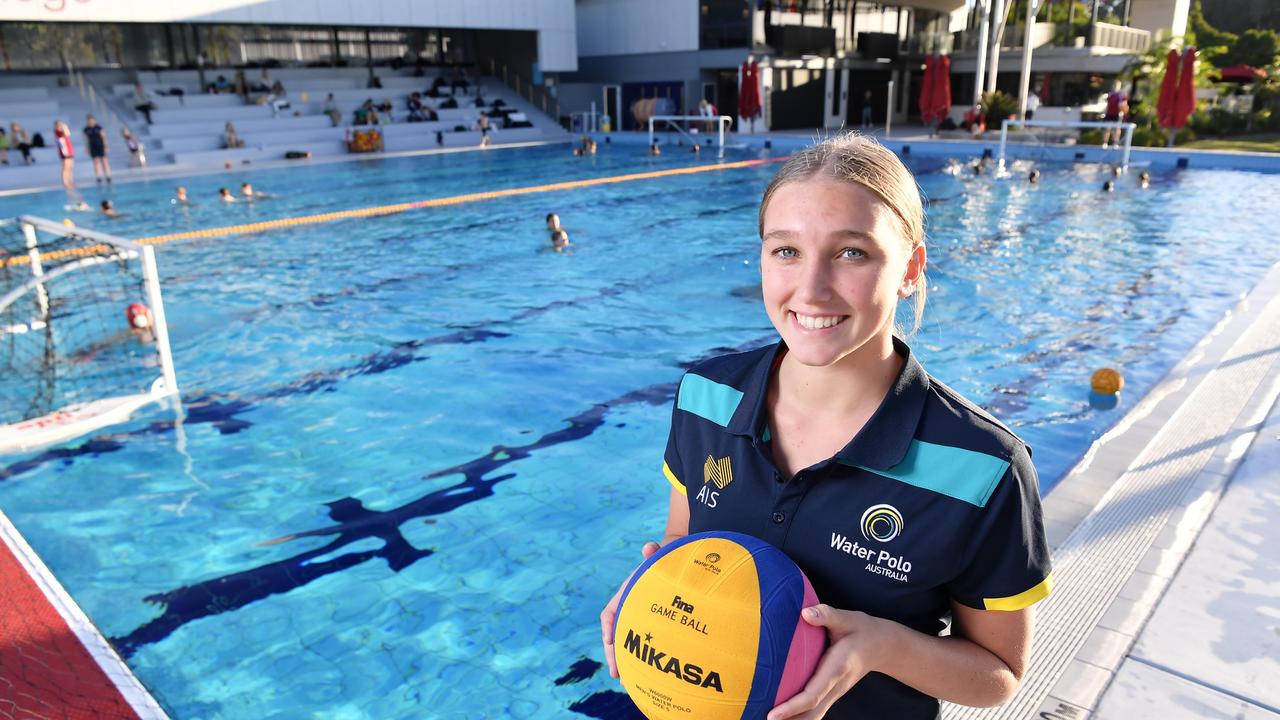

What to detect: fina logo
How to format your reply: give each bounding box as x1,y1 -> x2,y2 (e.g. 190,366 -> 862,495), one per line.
860,504 -> 903,543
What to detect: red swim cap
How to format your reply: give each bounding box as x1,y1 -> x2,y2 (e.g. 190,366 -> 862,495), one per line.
125,303 -> 150,329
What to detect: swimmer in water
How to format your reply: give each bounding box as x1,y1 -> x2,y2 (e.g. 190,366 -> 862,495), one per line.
219,187 -> 236,202
1102,180 -> 1115,192
173,186 -> 189,205
100,199 -> 122,218
1028,169 -> 1041,184
551,228 -> 571,252
1137,170 -> 1150,189
546,213 -> 562,232
241,182 -> 267,199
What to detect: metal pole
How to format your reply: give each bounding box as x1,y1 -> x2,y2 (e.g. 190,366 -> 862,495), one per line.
141,246 -> 179,395
998,118 -> 1009,168
1121,123 -> 1134,168
1017,0 -> 1037,119
648,116 -> 655,147
21,223 -> 49,321
885,78 -> 894,137
719,115 -> 726,158
987,0 -> 1005,96
974,0 -> 991,104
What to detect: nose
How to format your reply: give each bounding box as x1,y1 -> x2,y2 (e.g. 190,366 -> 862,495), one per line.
793,257 -> 834,305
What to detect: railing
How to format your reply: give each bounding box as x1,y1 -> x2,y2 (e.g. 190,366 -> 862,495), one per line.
1090,21 -> 1151,52
67,65 -> 137,137
950,20 -> 1148,52
486,58 -> 561,123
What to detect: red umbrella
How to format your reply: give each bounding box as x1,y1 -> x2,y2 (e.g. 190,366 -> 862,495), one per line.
1170,46 -> 1198,129
930,54 -> 951,126
918,54 -> 936,123
739,60 -> 759,121
1216,64 -> 1267,82
1156,49 -> 1179,128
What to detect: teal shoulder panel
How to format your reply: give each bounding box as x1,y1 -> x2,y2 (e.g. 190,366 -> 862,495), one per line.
677,373 -> 744,428
844,440 -> 1009,508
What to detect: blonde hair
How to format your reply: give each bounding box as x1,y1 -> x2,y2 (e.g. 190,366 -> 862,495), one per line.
757,132 -> 927,335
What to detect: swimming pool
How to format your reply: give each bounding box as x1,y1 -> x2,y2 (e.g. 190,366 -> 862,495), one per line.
1,143 -> 1277,718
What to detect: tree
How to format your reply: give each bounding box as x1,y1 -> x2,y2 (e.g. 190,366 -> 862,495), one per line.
1219,29 -> 1280,69
1188,0 -> 1237,68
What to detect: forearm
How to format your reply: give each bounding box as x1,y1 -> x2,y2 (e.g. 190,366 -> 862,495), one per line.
870,619 -> 1023,707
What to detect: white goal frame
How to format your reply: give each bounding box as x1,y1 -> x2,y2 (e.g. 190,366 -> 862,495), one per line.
648,115 -> 734,156
0,216 -> 179,453
997,118 -> 1137,170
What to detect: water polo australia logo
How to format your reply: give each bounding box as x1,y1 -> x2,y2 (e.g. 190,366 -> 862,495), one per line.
860,504 -> 903,543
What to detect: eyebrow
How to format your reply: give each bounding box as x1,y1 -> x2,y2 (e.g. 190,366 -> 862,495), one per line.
762,229 -> 877,243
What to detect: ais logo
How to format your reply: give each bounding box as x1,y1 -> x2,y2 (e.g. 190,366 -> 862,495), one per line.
697,455 -> 733,508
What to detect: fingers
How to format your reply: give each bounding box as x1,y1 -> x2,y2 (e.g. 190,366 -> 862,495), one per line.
601,541 -> 660,681
600,587 -> 623,678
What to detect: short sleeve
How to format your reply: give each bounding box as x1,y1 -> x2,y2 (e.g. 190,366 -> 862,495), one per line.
662,376 -> 687,496
947,444 -> 1052,611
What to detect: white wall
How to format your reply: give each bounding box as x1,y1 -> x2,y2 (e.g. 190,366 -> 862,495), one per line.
575,0 -> 697,57
1129,0 -> 1190,38
0,0 -> 578,70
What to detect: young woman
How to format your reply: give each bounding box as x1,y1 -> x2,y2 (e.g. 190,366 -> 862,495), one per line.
54,121 -> 86,209
600,133 -> 1052,719
82,115 -> 111,184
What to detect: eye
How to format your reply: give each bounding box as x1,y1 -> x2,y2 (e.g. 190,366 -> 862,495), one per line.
839,247 -> 866,260
770,246 -> 798,259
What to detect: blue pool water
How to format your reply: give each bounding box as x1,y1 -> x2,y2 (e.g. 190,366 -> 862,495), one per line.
0,143 -> 1278,718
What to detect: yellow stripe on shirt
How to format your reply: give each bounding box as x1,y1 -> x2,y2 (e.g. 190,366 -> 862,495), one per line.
663,462 -> 685,495
983,574 -> 1053,611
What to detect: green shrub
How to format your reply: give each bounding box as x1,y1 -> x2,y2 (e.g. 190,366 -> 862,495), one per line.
1131,126 -> 1168,147
980,90 -> 1019,126
1079,129 -> 1103,145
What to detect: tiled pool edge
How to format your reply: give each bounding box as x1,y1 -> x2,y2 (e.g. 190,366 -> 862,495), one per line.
941,260 -> 1280,719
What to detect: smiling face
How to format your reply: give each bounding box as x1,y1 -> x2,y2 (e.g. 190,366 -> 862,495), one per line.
760,176 -> 924,369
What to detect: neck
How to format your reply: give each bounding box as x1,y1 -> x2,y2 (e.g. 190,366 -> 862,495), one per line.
775,332 -> 902,419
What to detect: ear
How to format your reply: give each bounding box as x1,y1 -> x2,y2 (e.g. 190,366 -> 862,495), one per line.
898,243 -> 927,298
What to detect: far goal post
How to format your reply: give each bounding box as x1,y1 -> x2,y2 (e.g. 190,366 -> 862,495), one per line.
648,115 -> 734,156
997,118 -> 1137,170
0,217 -> 179,453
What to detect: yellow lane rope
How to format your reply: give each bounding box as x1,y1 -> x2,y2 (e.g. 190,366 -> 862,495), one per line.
137,156 -> 789,246
3,156 -> 786,268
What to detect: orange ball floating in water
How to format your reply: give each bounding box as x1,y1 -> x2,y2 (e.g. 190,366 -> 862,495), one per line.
1091,368 -> 1124,395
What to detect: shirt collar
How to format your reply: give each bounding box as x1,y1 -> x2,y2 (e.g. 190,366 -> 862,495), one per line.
727,337 -> 929,471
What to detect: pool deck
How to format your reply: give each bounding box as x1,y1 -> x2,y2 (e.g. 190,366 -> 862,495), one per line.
0,508 -> 168,719
946,260 -> 1280,719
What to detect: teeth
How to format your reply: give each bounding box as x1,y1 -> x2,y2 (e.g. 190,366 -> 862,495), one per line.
795,313 -> 846,330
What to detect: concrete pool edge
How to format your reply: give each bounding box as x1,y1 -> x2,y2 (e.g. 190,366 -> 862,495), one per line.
943,260 -> 1280,719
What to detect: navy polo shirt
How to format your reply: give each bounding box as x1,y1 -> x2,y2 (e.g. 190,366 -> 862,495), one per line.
661,338 -> 1053,720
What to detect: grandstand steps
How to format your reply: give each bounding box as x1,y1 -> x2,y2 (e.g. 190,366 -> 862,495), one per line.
0,69 -> 568,192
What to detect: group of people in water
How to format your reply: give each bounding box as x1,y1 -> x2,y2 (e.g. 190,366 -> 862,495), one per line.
89,182 -> 269,220
967,155 -> 1152,191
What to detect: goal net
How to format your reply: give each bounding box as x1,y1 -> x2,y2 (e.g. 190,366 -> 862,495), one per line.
0,217 -> 178,453
996,118 -> 1136,170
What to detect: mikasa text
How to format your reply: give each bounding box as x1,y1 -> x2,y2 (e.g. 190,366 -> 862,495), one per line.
623,629 -> 724,692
